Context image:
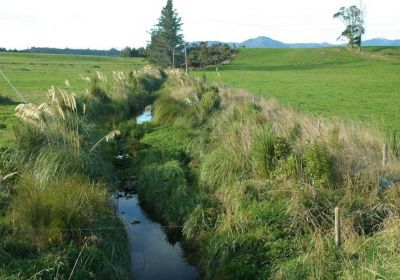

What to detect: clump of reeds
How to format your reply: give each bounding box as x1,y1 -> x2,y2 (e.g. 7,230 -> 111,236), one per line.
13,86 -> 105,183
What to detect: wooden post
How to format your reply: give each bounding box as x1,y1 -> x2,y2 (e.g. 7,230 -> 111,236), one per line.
184,43 -> 188,76
383,143 -> 388,167
335,207 -> 341,247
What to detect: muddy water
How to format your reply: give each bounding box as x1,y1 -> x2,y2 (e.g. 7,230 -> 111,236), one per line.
116,193 -> 198,280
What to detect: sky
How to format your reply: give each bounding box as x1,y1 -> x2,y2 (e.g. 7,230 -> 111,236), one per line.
1,0 -> 399,50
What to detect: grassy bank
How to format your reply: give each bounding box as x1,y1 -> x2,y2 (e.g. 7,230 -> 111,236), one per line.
195,47 -> 400,132
123,70 -> 400,279
0,66 -> 165,279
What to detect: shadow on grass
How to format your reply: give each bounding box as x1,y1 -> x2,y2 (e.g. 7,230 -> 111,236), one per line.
0,95 -> 18,105
202,60 -> 358,72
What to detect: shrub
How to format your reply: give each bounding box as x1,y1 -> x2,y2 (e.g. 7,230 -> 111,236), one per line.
304,143 -> 336,188
288,122 -> 302,141
273,153 -> 303,180
274,136 -> 292,161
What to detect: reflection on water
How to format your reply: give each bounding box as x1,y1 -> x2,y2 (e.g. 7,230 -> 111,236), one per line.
136,111 -> 152,124
117,193 -> 198,280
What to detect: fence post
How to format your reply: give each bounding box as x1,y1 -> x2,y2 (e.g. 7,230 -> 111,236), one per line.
335,207 -> 341,247
383,143 -> 388,167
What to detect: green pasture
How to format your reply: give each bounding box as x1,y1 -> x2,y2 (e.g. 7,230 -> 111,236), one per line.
196,47 -> 400,132
0,53 -> 146,144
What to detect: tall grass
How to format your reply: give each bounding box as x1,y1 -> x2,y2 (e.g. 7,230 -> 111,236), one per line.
130,70 -> 400,279
1,175 -> 131,279
8,175 -> 109,247
12,87 -> 105,184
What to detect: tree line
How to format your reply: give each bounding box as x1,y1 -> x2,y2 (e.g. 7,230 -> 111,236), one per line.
145,0 -> 367,70
0,47 -> 120,56
145,0 -> 237,69
119,47 -> 147,58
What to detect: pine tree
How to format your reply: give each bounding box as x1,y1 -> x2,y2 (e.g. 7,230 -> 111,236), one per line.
147,0 -> 184,68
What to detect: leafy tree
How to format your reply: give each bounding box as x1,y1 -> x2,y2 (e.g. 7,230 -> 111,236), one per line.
186,42 -> 237,68
120,46 -> 147,57
333,4 -> 365,48
147,0 -> 184,68
120,47 -> 133,57
137,47 -> 147,57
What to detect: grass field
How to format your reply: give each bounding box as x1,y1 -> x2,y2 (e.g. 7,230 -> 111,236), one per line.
2,48 -> 399,144
197,47 -> 400,132
0,53 -> 146,144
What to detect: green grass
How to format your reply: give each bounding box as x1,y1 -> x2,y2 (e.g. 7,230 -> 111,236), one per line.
196,47 -> 400,131
0,53 -> 146,145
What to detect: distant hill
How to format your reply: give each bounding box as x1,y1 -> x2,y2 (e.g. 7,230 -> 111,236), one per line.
362,38 -> 400,47
20,47 -> 121,56
192,36 -> 400,48
242,37 -> 287,48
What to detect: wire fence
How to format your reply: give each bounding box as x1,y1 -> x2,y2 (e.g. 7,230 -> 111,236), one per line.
0,67 -> 27,103
11,224 -> 187,232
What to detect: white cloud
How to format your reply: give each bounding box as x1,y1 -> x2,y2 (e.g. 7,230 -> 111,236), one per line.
0,0 -> 399,49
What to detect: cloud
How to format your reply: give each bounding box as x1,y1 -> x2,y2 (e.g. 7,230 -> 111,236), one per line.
1,0 -> 399,49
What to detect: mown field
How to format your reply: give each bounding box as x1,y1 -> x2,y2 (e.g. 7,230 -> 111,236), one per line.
0,53 -> 146,144
197,47 -> 400,132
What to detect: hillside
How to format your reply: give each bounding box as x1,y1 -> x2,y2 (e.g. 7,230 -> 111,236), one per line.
197,47 -> 400,131
195,36 -> 400,48
241,36 -> 332,48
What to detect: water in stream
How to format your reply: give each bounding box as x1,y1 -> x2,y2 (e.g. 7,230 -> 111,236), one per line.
136,106 -> 153,124
116,193 -> 198,280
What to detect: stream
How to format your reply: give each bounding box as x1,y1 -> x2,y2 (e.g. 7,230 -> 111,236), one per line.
115,193 -> 198,280
114,108 -> 198,279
